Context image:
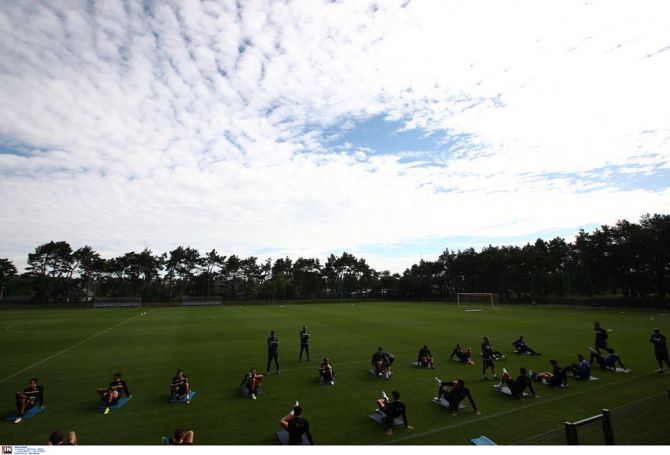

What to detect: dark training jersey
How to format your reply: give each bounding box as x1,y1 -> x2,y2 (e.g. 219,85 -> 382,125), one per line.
578,359 -> 591,377
512,338 -> 526,350
23,385 -> 44,407
449,386 -> 478,411
595,326 -> 608,343
172,375 -> 188,388
172,375 -> 188,385
299,329 -> 310,345
372,351 -> 384,365
288,416 -> 314,445
109,379 -> 130,396
512,374 -> 535,397
650,333 -> 668,352
385,400 -> 408,428
267,336 -> 279,353
240,372 -> 256,387
603,353 -> 623,369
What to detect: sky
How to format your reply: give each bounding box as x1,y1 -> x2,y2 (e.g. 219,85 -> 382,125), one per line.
1,0 -> 669,274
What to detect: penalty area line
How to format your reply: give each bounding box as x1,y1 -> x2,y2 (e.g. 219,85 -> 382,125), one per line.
0,312 -> 148,384
380,371 -> 645,445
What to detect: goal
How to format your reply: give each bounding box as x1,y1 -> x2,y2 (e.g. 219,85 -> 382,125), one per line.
456,293 -> 499,308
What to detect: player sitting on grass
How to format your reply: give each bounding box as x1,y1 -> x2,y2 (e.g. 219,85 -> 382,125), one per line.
375,391 -> 414,436
530,360 -> 568,388
280,402 -> 314,445
482,337 -> 507,360
512,336 -> 541,355
170,369 -> 191,403
13,378 -> 44,423
240,367 -> 263,399
434,378 -> 480,416
48,431 -> 77,445
417,345 -> 435,368
319,357 -> 335,384
450,344 -> 474,364
372,347 -> 395,378
565,354 -> 591,380
97,373 -> 130,415
482,336 -> 506,361
168,429 -> 194,445
589,347 -> 627,371
372,347 -> 385,375
381,351 -> 395,379
497,367 -> 537,398
481,341 -> 496,380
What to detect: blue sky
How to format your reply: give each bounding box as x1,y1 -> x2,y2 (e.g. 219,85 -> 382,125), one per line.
0,0 -> 669,273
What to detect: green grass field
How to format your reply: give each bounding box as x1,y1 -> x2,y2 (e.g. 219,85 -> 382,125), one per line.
1,302 -> 668,445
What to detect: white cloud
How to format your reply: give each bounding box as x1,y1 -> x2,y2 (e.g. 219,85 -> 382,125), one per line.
1,0 -> 669,273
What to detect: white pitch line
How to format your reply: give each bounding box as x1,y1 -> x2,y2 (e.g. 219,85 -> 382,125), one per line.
380,372 -> 644,445
0,312 -> 144,384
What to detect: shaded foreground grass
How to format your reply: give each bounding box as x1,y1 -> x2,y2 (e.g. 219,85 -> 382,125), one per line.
1,302 -> 668,445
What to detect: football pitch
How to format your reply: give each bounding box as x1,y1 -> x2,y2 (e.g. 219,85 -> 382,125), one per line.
1,302 -> 668,445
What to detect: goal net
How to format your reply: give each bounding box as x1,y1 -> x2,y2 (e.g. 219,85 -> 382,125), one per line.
94,297 -> 142,308
456,293 -> 499,308
182,296 -> 223,306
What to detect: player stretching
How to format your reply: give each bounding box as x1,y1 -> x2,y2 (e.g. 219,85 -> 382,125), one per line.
267,330 -> 280,375
97,373 -> 130,415
566,354 -> 591,380
375,391 -> 414,436
589,347 -> 627,371
498,367 -> 537,398
446,379 -> 481,416
417,345 -> 435,368
240,367 -> 263,399
48,431 -> 77,445
450,344 -> 474,364
512,336 -> 541,355
319,357 -> 335,384
280,402 -> 314,445
14,378 -> 44,423
170,369 -> 191,403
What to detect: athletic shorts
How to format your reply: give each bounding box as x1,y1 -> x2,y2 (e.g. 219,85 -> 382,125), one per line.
595,340 -> 608,350
655,350 -> 669,362
104,390 -> 119,403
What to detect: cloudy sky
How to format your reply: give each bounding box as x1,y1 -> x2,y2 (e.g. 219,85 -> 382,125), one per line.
1,0 -> 669,273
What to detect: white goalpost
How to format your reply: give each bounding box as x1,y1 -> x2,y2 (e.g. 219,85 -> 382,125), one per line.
456,293 -> 499,309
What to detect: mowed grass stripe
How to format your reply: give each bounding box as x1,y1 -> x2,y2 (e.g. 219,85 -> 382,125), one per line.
0,303 -> 667,445
0,310 -> 145,384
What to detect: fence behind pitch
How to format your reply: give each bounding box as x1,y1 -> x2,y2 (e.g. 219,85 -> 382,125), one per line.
93,297 -> 142,308
182,296 -> 223,306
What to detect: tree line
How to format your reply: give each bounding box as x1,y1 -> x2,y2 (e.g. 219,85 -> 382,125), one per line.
0,213 -> 668,304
